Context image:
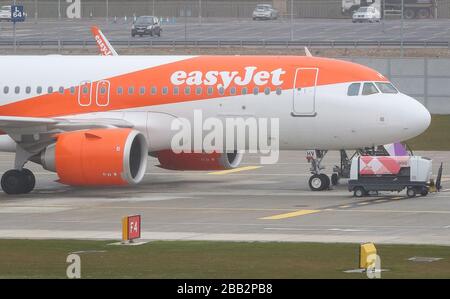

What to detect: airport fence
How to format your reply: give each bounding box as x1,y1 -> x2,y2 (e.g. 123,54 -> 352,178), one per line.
2,0 -> 450,20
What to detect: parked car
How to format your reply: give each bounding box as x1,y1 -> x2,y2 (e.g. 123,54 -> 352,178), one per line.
131,16 -> 162,37
352,6 -> 381,23
0,5 -> 11,22
252,4 -> 278,20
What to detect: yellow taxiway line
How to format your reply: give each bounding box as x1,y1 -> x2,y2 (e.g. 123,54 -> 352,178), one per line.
209,166 -> 262,175
260,209 -> 321,220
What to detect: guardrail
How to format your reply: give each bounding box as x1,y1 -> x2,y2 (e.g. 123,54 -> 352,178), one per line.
1,40 -> 450,48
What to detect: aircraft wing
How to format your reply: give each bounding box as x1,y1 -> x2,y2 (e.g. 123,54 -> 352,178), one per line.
0,115 -> 133,150
91,26 -> 118,56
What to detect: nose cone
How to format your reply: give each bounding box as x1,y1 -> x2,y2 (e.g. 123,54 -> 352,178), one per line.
402,95 -> 431,138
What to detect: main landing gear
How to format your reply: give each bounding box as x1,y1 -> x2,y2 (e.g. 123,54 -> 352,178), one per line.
1,145 -> 37,195
1,168 -> 36,195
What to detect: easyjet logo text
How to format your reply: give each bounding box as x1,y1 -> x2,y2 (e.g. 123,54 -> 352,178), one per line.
170,67 -> 286,89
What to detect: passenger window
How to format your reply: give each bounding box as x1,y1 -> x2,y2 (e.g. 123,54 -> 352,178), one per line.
2,86 -> 8,94
151,86 -> 157,95
218,87 -> 225,95
173,86 -> 179,95
253,87 -> 259,95
47,86 -> 53,93
264,87 -> 270,95
139,87 -> 146,95
230,87 -> 236,95
196,87 -> 202,95
59,87 -> 65,94
117,87 -> 123,95
25,86 -> 31,94
100,87 -> 107,95
162,87 -> 168,95
347,83 -> 361,96
362,83 -> 379,96
376,82 -> 398,94
207,87 -> 213,95
242,87 -> 248,95
15,86 -> 20,94
128,86 -> 135,95
37,86 -> 42,94
70,86 -> 76,95
276,87 -> 282,95
82,86 -> 88,94
185,87 -> 191,95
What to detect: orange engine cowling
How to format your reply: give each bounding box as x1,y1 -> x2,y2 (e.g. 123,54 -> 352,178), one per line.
38,129 -> 148,186
156,150 -> 243,170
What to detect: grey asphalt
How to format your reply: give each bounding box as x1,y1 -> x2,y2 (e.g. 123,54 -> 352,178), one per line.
0,150 -> 449,245
1,18 -> 450,42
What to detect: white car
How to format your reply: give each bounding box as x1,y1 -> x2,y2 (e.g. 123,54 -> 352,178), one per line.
352,6 -> 381,23
252,4 -> 278,20
0,5 -> 11,22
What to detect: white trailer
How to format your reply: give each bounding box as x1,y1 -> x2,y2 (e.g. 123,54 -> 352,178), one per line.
348,155 -> 442,198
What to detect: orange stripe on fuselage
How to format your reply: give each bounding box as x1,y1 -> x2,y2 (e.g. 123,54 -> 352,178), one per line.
0,56 -> 387,118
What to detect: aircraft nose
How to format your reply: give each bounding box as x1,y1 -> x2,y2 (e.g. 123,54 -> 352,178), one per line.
402,95 -> 431,138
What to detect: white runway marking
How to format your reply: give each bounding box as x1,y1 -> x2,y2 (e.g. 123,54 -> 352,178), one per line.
0,206 -> 72,213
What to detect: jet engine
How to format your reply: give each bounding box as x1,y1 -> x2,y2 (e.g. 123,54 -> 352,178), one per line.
156,150 -> 243,171
37,129 -> 148,186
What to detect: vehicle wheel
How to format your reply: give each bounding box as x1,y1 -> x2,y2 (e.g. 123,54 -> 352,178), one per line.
404,8 -> 415,19
1,170 -> 26,195
417,8 -> 430,19
353,187 -> 366,198
407,187 -> 417,198
21,168 -> 35,194
420,188 -> 429,196
309,174 -> 329,191
331,173 -> 339,186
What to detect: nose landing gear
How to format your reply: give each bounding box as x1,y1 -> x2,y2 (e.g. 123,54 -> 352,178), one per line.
1,168 -> 36,195
306,150 -> 331,191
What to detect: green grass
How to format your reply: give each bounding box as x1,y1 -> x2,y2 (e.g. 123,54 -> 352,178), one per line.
407,115 -> 450,150
0,239 -> 449,279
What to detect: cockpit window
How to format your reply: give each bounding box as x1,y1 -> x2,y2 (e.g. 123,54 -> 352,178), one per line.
375,82 -> 398,94
362,82 -> 379,95
347,83 -> 361,96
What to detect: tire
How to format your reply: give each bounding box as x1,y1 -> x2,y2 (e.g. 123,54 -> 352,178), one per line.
309,174 -> 330,191
407,187 -> 416,198
420,188 -> 429,196
331,173 -> 339,186
1,170 -> 26,195
21,168 -> 35,194
404,8 -> 415,20
353,186 -> 366,198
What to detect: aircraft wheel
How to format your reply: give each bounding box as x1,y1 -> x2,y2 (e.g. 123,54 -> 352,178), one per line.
309,174 -> 330,191
331,173 -> 339,186
1,170 -> 26,195
21,168 -> 36,194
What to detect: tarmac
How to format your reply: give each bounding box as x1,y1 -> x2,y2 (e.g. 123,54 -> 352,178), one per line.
0,150 -> 449,245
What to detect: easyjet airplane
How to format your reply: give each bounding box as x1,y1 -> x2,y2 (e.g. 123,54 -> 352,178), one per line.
0,37 -> 430,195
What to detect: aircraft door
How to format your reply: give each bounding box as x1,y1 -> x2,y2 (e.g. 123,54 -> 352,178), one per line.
292,68 -> 318,116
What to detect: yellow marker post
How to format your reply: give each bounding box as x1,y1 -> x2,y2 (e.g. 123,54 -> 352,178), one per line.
360,242 -> 377,269
122,216 -> 129,242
